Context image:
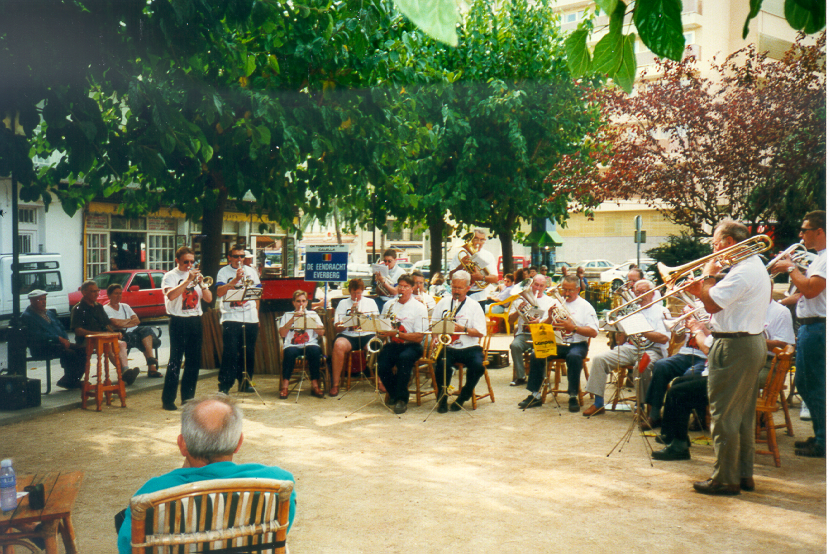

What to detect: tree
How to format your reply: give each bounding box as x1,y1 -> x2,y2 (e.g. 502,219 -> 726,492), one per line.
547,34 -> 826,240
372,0 -> 604,275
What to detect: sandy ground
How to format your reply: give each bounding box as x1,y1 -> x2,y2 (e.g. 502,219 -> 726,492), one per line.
0,338 -> 825,553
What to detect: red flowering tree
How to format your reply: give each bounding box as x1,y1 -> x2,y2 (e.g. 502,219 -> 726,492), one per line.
547,33 -> 826,241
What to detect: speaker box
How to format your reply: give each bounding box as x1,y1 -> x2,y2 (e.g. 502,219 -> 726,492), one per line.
487,351 -> 510,369
0,376 -> 41,411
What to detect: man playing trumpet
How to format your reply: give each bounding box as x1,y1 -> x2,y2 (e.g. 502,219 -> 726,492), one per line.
376,274 -> 429,414
520,275 -> 599,411
411,270 -> 436,314
508,275 -> 555,387
429,270 -> 488,413
216,245 -> 262,394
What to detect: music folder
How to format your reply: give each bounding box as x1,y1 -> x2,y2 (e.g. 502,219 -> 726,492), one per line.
224,286 -> 263,302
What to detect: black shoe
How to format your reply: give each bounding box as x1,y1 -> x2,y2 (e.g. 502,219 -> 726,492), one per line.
162,402 -> 178,411
450,399 -> 464,412
568,397 -> 579,413
654,435 -> 691,447
509,377 -> 527,386
56,377 -> 82,390
218,387 -> 230,395
795,443 -> 825,458
795,436 -> 817,449
651,444 -> 691,461
121,367 -> 140,386
437,397 -> 448,414
238,384 -> 255,393
518,395 -> 542,409
394,400 -> 408,414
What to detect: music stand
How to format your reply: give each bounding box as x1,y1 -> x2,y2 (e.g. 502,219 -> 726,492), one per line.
346,315 -> 396,417
288,311 -> 321,403
223,286 -> 265,405
423,317 -> 473,421
607,376 -> 654,465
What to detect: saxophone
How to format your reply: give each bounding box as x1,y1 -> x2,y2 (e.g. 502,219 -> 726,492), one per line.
430,298 -> 461,362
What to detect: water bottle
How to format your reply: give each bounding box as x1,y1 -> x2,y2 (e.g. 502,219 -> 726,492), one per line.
0,459 -> 16,512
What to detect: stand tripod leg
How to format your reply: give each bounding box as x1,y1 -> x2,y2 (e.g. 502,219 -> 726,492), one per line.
235,323 -> 265,405
606,377 -> 653,465
346,354 -> 395,417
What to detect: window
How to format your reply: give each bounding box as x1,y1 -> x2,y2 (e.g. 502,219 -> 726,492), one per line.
18,271 -> 62,295
147,234 -> 175,270
17,233 -> 34,254
86,232 -> 109,278
130,273 -> 153,290
150,271 -> 166,288
111,216 -> 147,230
18,208 -> 36,224
563,12 -> 580,24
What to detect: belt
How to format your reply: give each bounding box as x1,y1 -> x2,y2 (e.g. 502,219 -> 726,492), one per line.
797,317 -> 825,326
711,332 -> 757,339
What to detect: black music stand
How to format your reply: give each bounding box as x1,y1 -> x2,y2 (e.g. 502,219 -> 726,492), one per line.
345,315 -> 396,417
223,286 -> 265,405
423,317 -> 473,421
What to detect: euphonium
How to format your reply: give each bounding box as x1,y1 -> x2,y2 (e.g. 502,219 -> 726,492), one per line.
459,239 -> 489,288
548,289 -> 576,339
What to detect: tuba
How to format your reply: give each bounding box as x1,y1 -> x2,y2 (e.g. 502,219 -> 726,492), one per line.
459,239 -> 489,288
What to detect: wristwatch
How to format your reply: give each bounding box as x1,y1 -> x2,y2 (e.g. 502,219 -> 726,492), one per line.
787,266 -> 796,274
395,331 -> 400,338
702,275 -> 717,281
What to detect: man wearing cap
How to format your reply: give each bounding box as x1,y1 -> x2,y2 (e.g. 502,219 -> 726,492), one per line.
21,290 -> 87,389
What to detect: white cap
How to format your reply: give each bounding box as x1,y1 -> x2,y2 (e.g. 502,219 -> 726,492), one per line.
27,290 -> 47,299
244,251 -> 254,259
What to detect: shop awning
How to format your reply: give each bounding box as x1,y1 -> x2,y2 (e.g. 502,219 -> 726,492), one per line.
524,229 -> 563,247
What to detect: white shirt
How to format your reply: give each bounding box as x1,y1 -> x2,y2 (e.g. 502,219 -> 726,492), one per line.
103,302 -> 136,322
559,295 -> 600,345
430,295 -> 487,349
454,248 -> 497,299
708,255 -> 769,334
764,300 -> 796,355
379,264 -> 406,302
509,293 -> 555,335
278,310 -> 324,349
796,249 -> 826,318
216,264 -> 261,324
641,301 -> 670,357
382,296 -> 429,336
335,297 -> 379,337
162,268 -> 204,317
413,290 -> 436,312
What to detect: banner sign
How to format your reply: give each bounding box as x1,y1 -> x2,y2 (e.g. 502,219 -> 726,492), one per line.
304,245 -> 349,282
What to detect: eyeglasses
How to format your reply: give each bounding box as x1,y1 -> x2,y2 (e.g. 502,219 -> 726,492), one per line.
181,260 -> 195,265
229,254 -> 244,258
799,227 -> 817,233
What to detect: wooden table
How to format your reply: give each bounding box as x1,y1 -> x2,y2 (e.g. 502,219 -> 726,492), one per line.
0,472 -> 83,554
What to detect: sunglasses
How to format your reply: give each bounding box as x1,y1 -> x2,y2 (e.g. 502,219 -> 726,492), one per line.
799,227 -> 817,233
181,260 -> 195,265
229,254 -> 244,258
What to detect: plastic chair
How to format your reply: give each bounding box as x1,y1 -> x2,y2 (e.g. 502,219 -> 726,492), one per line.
486,294 -> 519,335
129,477 -> 293,553
755,345 -> 795,467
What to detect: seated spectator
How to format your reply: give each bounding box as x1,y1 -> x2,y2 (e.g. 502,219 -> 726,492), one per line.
70,280 -> 137,385
103,283 -> 162,379
539,265 -> 553,288
21,290 -> 86,389
116,394 -> 297,553
429,272 -> 449,297
575,266 -> 589,292
483,273 -> 516,314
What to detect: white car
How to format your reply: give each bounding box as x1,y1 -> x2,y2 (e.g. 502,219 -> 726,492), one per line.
570,259 -> 616,280
600,258 -> 657,288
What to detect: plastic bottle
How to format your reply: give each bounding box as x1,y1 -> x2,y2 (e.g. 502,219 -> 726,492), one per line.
0,459 -> 16,512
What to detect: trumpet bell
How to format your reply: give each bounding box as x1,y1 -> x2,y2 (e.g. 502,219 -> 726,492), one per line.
202,276 -> 214,287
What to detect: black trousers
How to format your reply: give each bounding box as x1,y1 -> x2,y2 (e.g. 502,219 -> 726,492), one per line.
528,342 -> 588,396
434,346 -> 484,402
162,315 -> 203,405
282,345 -> 322,380
219,322 -> 260,390
662,374 -> 708,442
378,342 -> 423,403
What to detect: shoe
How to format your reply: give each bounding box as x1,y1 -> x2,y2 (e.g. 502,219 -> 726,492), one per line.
795,443 -> 825,458
437,397 -> 448,414
510,378 -> 527,386
568,397 -> 579,413
518,395 -> 542,409
279,388 -> 289,400
639,417 -> 661,431
795,436 -> 816,449
121,367 -> 140,386
651,445 -> 691,461
800,403 -> 812,421
56,377 -> 83,390
450,399 -> 465,412
740,477 -> 755,492
394,400 -> 408,414
310,387 -> 325,399
162,402 -> 178,411
693,479 -> 740,496
329,385 -> 339,397
238,383 -> 255,393
147,370 -> 163,378
219,387 -> 230,395
583,405 -> 605,417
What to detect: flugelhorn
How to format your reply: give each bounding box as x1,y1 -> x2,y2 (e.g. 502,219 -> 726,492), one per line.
606,234 -> 773,326
766,241 -> 816,277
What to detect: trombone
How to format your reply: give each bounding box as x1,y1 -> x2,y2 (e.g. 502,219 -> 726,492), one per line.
606,234 -> 773,326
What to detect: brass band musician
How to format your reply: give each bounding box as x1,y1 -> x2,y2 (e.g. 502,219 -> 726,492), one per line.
330,278 -> 380,397
373,249 -> 405,312
278,290 -> 326,399
449,229 -> 498,302
411,270 -> 436,313
508,275 -> 554,387
376,274 -> 429,414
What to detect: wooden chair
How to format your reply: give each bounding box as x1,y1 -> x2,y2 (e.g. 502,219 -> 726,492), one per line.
540,339 -> 591,406
756,345 -> 795,468
81,332 -> 126,411
451,334 -> 495,409
485,294 -> 519,335
409,337 -> 438,406
130,477 -> 293,554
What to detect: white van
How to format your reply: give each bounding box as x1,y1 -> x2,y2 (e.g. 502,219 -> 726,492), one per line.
0,253 -> 70,328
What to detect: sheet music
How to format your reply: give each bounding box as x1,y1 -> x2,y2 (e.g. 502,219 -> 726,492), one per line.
224,287 -> 263,302
618,312 -> 653,336
372,264 -> 389,279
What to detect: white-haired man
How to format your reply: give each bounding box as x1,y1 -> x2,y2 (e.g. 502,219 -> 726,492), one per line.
116,394 -> 297,552
507,274 -> 555,387
429,270 -> 488,413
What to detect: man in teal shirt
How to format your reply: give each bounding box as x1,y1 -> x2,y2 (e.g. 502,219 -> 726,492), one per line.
117,394 -> 296,552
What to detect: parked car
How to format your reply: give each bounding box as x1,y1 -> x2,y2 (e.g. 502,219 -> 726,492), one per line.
0,253 -> 70,328
412,260 -> 450,280
599,258 -> 657,289
396,262 -> 414,273
570,259 -> 616,281
68,269 -> 168,319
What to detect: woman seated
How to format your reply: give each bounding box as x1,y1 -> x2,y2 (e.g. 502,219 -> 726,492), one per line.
278,290 -> 326,399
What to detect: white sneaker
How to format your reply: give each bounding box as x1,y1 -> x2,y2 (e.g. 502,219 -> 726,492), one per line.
800,403 -> 812,421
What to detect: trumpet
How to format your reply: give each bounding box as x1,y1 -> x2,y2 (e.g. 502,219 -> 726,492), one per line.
606,234 -> 773,326
459,239 -> 489,288
766,241 -> 816,277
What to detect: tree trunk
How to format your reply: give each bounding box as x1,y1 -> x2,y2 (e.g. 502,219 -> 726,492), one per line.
498,228 -> 514,277
333,207 -> 342,244
200,178 -> 228,307
428,215 -> 444,276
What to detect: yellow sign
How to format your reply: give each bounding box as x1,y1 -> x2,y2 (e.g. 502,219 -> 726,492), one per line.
529,324 -> 558,359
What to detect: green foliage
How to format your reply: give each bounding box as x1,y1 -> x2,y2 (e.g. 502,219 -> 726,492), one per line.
393,0 -> 459,46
